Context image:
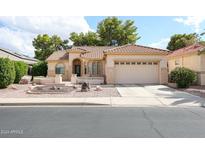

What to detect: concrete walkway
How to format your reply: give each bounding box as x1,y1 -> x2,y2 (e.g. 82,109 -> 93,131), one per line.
0,85 -> 205,107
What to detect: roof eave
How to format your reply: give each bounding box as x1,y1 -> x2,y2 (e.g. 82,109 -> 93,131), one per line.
104,52 -> 168,55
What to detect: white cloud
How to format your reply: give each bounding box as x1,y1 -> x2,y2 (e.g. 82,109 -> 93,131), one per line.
148,38 -> 170,49
0,16 -> 92,57
0,27 -> 35,56
174,16 -> 205,33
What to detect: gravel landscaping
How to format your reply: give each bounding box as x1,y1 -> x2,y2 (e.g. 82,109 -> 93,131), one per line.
180,86 -> 205,98
0,84 -> 121,98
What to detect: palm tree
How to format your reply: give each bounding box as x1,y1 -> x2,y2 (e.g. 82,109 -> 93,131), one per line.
200,29 -> 205,36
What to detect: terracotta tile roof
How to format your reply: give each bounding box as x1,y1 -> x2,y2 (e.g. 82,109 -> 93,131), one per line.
167,43 -> 205,58
47,44 -> 169,61
72,46 -> 115,52
46,50 -> 69,61
68,47 -> 88,53
104,44 -> 169,55
72,46 -> 115,59
81,50 -> 104,59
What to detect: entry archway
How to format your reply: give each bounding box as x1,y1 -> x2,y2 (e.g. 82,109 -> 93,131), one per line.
72,59 -> 81,76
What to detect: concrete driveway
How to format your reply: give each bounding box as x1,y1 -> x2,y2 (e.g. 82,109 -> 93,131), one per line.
116,85 -> 205,107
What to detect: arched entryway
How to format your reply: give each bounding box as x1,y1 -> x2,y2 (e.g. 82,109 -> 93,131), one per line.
72,59 -> 81,76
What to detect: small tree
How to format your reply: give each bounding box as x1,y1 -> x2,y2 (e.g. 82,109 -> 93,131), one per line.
14,61 -> 28,83
0,58 -> 16,88
32,61 -> 48,77
33,34 -> 69,61
170,67 -> 196,88
167,33 -> 199,51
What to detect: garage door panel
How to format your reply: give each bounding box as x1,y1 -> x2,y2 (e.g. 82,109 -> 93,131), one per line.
114,62 -> 159,84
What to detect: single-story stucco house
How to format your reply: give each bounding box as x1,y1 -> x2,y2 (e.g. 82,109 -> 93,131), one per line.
46,44 -> 169,84
0,47 -> 38,65
168,43 -> 205,85
0,47 -> 38,76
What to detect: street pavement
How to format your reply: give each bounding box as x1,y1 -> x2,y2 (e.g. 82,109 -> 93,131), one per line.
0,106 -> 205,138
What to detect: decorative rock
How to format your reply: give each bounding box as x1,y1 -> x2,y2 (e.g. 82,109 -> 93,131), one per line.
50,86 -> 57,90
81,82 -> 90,92
27,90 -> 32,94
95,85 -> 102,91
10,85 -> 18,90
19,78 -> 29,84
73,85 -> 78,89
36,86 -> 43,90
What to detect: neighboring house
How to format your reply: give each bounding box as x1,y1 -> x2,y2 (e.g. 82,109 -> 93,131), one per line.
168,43 -> 205,85
0,47 -> 38,65
0,47 -> 38,75
46,44 -> 169,84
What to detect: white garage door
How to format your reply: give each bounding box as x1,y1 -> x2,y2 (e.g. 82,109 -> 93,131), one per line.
114,61 -> 159,84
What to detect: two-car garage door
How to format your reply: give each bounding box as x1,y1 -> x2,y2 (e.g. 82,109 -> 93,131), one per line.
114,61 -> 159,84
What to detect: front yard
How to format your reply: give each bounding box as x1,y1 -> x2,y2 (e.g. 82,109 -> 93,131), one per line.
180,86 -> 205,98
0,84 -> 120,98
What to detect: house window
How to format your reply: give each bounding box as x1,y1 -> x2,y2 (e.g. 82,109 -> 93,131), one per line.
92,62 -> 98,75
131,62 -> 136,65
137,62 -> 141,65
153,62 -> 158,65
88,61 -> 101,76
55,63 -> 65,74
84,67 -> 87,74
126,62 -> 130,65
120,62 -> 125,65
142,62 -> 147,65
115,62 -> 119,65
148,62 -> 152,65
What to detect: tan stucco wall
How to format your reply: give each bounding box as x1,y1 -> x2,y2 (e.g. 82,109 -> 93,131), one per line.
47,52 -> 107,81
105,54 -> 168,84
200,54 -> 205,71
47,53 -> 82,81
199,54 -> 205,85
168,53 -> 205,85
47,60 -> 69,81
168,54 -> 201,72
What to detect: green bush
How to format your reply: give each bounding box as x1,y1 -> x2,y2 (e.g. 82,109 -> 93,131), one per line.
32,61 -> 48,77
0,58 -> 16,88
170,67 -> 196,88
14,61 -> 28,83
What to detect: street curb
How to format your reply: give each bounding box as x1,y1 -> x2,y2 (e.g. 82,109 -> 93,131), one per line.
0,102 -> 109,106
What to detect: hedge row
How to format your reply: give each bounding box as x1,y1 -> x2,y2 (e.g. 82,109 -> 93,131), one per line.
0,58 -> 28,89
32,61 -> 47,77
0,58 -> 16,88
14,61 -> 28,83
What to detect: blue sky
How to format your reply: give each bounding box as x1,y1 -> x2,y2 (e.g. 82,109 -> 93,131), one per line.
85,16 -> 205,47
0,16 -> 205,57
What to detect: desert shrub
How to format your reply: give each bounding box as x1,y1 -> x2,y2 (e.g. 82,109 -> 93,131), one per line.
170,67 -> 196,88
0,58 -> 16,88
32,61 -> 48,77
14,61 -> 28,83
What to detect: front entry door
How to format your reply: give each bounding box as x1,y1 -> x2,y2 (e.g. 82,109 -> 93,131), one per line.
75,65 -> 81,76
